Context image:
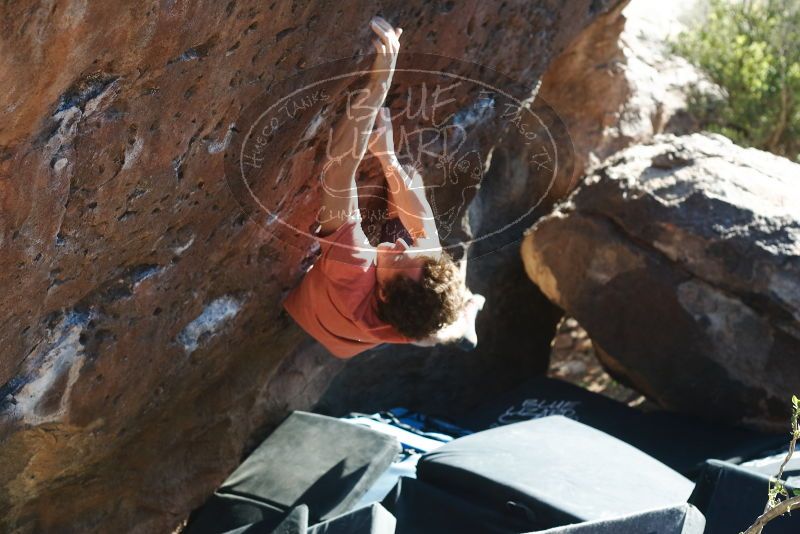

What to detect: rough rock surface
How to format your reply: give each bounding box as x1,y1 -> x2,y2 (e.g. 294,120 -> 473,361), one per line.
522,133 -> 800,430
610,1 -> 719,148
0,1 -> 627,531
536,0 -> 716,198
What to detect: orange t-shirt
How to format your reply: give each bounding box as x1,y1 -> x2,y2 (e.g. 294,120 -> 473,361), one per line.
283,219 -> 411,358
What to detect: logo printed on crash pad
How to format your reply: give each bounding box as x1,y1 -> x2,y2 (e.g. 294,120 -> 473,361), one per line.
493,399 -> 581,427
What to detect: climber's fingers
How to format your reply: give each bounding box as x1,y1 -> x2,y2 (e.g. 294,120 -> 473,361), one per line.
371,16 -> 393,35
372,39 -> 389,56
370,18 -> 390,42
370,17 -> 400,53
371,29 -> 395,53
374,17 -> 402,42
370,24 -> 390,52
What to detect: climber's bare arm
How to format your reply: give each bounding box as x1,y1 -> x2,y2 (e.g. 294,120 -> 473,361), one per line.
382,158 -> 440,248
317,17 -> 402,236
369,108 -> 441,248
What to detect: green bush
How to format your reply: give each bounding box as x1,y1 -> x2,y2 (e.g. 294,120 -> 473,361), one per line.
672,0 -> 800,161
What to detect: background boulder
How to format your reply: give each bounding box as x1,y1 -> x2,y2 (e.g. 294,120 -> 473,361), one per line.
522,133 -> 800,431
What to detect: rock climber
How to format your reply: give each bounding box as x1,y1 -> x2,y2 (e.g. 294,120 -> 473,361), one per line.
283,16 -> 484,358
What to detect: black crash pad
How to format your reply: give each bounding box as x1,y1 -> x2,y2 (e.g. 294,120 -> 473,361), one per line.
382,476 -> 532,534
185,412 -> 400,534
689,459 -> 800,533
530,504 -> 705,533
417,416 -> 694,531
306,503 -> 396,534
451,375 -> 785,476
219,503 -> 396,534
741,453 -> 800,485
383,477 -> 705,534
219,505 -> 309,534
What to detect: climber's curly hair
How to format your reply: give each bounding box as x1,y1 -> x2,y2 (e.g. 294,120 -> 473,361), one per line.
376,252 -> 464,340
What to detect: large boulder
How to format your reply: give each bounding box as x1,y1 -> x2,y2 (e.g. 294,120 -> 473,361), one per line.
0,0 -> 628,531
522,133 -> 800,431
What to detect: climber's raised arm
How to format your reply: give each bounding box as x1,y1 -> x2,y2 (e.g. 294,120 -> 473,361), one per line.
369,107 -> 441,249
317,17 -> 402,236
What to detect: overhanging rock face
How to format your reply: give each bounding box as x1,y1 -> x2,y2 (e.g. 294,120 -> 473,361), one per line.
522,133 -> 800,431
0,1 -> 627,531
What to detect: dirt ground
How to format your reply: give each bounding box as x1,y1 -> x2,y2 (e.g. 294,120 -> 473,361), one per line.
547,316 -> 652,409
